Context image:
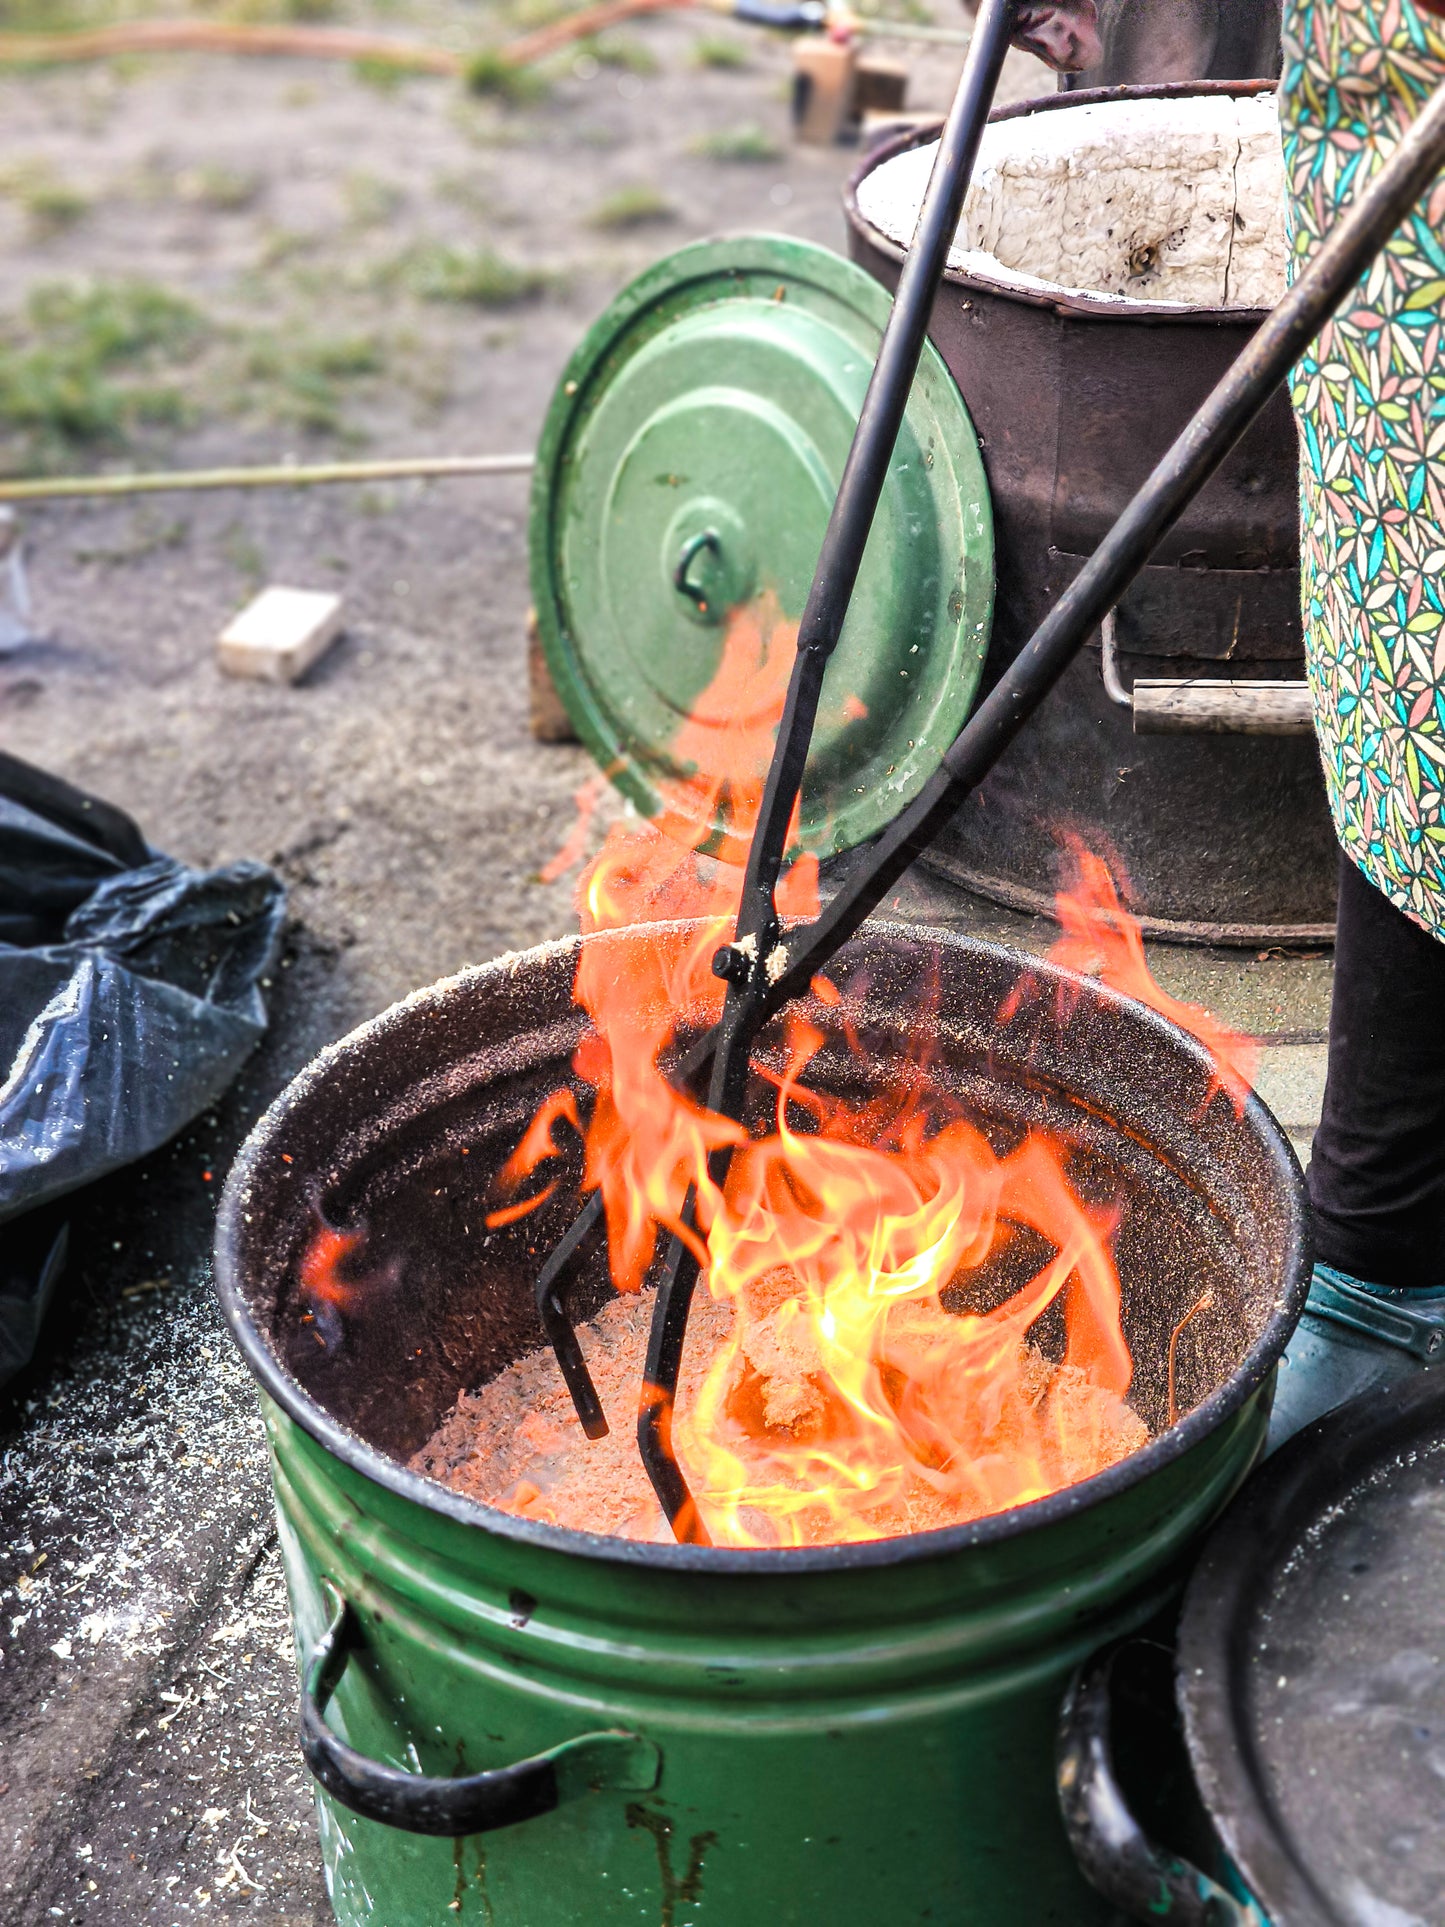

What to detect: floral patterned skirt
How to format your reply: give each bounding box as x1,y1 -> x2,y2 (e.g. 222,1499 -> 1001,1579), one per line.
1283,0 -> 1445,938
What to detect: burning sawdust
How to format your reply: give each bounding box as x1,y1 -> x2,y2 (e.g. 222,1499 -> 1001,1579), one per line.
410,1287 -> 1149,1546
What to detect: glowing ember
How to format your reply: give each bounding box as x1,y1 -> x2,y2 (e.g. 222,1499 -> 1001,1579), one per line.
409,1286 -> 1148,1546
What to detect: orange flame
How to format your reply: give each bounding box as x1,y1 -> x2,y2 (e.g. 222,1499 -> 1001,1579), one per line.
1004,838 -> 1259,1112
481,601 -> 1193,1547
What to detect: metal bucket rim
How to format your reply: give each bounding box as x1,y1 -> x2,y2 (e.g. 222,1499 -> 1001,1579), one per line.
1176,1369 -> 1445,1925
844,79 -> 1281,326
214,921 -> 1310,1574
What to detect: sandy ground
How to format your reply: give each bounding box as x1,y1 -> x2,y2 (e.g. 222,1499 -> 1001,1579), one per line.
0,17 -> 1330,1925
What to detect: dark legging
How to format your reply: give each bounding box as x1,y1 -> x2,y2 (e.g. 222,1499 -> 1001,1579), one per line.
1310,853 -> 1445,1290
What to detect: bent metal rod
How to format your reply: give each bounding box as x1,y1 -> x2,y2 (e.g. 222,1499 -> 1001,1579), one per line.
533,46 -> 1445,1544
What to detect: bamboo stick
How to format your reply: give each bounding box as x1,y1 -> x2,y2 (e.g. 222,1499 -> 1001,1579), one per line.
0,453 -> 535,504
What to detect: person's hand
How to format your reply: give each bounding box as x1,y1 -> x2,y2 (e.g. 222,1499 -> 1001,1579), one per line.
1010,0 -> 1102,72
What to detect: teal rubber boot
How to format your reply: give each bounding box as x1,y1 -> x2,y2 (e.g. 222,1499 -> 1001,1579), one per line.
1267,1266 -> 1445,1454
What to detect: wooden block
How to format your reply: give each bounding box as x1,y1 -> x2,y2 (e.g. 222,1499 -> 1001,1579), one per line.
853,54 -> 908,120
527,607 -> 579,743
217,585 -> 344,684
792,37 -> 857,146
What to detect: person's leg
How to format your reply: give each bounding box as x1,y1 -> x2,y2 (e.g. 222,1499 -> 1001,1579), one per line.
1268,854 -> 1445,1449
1309,852 -> 1445,1288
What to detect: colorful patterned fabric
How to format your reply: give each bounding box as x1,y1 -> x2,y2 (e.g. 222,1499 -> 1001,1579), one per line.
1282,0 -> 1445,939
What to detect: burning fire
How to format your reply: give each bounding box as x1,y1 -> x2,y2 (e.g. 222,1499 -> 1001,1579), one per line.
1003,837 -> 1259,1111
302,593 -> 1260,1544
456,597 -> 1262,1551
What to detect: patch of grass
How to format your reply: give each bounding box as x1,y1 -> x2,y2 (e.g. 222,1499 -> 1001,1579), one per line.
855,0 -> 933,23
254,227 -> 311,269
576,31 -> 657,75
505,0 -> 574,31
0,0 -> 83,29
0,278 -> 205,466
0,160 -> 91,238
401,241 -> 547,307
343,171 -> 403,228
222,523 -> 265,590
589,184 -> 675,230
239,331 -> 387,434
690,122 -> 782,163
72,511 -> 188,567
462,50 -> 548,104
227,0 -> 337,20
175,165 -> 262,213
692,33 -> 748,69
353,54 -> 411,93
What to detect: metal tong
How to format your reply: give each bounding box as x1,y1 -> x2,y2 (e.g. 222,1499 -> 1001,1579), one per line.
534,12 -> 1445,1543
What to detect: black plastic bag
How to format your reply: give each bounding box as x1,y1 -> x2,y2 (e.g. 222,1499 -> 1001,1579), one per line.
0,751 -> 286,1380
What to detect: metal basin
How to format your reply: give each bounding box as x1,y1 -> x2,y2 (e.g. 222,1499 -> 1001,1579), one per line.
846,84 -> 1338,945
1183,1373 -> 1445,1923
1062,1372 -> 1445,1924
215,923 -> 1308,1925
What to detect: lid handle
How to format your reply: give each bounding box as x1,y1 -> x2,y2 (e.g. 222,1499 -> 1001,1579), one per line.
1057,1640 -> 1266,1925
673,528 -> 724,615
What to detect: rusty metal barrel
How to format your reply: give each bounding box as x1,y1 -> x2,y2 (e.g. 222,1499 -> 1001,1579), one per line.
846,82 -> 1337,944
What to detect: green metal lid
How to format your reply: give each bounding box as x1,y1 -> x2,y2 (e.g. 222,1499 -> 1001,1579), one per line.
529,234 -> 993,858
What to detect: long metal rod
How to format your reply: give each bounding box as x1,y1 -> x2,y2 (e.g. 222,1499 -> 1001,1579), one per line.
632,0 -> 1019,1544
537,72 -> 1445,1518
0,454 -> 534,504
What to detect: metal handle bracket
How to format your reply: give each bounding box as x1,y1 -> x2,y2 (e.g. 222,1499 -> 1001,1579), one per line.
1100,611 -> 1314,736
300,1592 -> 661,1838
1057,1642 -> 1265,1926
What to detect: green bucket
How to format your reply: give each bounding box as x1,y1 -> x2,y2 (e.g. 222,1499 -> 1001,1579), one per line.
215,924 -> 1308,1926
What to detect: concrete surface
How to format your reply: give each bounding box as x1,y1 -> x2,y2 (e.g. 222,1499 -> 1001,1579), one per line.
0,20 -> 1331,1926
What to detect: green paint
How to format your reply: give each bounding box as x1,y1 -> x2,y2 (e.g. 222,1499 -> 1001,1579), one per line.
266,1377 -> 1273,1926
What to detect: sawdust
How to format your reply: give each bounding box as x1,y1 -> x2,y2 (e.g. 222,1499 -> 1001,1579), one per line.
411,1289 -> 734,1543
411,1286 -> 1150,1546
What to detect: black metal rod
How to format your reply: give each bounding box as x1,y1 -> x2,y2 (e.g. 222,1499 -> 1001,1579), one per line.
725,0 -> 1019,961
636,0 -> 1020,1544
534,1208 -> 609,1438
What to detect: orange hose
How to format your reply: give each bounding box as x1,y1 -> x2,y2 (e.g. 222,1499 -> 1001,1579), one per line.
501,0 -> 694,66
0,19 -> 459,72
0,1 -> 704,75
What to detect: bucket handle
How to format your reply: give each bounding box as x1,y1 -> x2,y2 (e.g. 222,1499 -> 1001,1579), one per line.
1057,1642 -> 1267,1926
300,1588 -> 662,1838
1100,610 -> 1314,737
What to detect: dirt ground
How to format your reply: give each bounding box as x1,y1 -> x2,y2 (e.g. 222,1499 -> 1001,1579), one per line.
0,15 -> 1331,1925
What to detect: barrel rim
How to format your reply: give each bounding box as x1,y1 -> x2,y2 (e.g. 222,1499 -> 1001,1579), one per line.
214,922 -> 1310,1574
844,79 -> 1281,326
1177,1369 -> 1445,1923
